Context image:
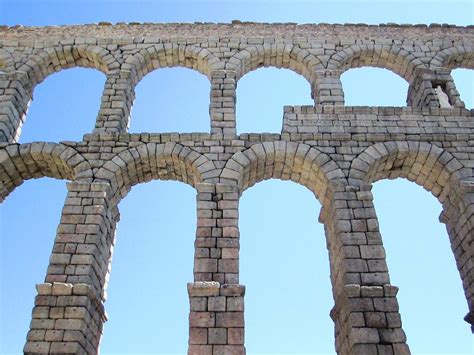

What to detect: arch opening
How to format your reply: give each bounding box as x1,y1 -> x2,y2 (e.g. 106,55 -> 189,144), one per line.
100,180 -> 196,353
236,68 -> 313,134
130,67 -> 210,133
372,178 -> 472,353
451,68 -> 474,109
0,178 -> 68,354
341,67 -> 408,107
240,179 -> 335,354
349,141 -> 473,337
20,67 -> 105,143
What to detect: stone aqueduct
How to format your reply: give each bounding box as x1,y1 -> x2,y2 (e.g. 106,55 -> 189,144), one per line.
0,22 -> 473,354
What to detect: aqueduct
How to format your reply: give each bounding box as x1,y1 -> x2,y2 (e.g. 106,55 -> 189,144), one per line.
0,22 -> 473,354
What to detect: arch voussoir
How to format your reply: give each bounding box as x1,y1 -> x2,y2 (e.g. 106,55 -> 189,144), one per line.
220,141 -> 346,205
94,142 -> 212,205
329,44 -> 427,83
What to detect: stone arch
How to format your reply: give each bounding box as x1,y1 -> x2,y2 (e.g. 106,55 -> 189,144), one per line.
348,141 -> 467,203
431,45 -> 474,70
328,44 -> 427,83
220,141 -> 345,205
18,45 -> 116,87
7,46 -> 115,142
0,142 -> 93,202
227,44 -> 324,85
348,141 -> 474,327
123,44 -> 222,86
94,142 -> 216,205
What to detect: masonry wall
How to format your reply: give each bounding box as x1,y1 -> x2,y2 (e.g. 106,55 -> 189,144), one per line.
0,22 -> 473,355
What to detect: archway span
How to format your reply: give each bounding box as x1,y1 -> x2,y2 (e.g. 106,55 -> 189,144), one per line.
219,141 -> 346,205
123,44 -> 222,86
328,44 -> 427,83
348,141 -> 474,327
431,45 -> 474,70
18,45 -> 115,87
0,142 -> 92,202
94,142 -> 216,205
228,44 -> 323,84
348,141 -> 467,203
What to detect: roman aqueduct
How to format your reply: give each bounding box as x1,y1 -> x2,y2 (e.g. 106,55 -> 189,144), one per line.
0,22 -> 473,354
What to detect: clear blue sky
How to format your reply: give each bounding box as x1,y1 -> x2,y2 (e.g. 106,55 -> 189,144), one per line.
0,1 -> 473,354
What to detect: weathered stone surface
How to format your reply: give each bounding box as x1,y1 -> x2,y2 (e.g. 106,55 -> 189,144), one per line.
1,21 -> 471,355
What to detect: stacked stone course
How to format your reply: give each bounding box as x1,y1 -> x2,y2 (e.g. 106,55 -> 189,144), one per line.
0,22 -> 473,354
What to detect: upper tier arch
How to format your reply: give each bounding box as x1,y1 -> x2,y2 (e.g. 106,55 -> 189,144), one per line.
227,44 -> 324,84
328,44 -> 428,83
17,45 -> 117,87
123,44 -> 223,85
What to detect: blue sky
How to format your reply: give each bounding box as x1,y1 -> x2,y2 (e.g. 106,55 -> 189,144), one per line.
0,1 -> 473,354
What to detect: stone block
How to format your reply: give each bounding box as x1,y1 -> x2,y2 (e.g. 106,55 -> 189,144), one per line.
49,341 -> 84,353
350,343 -> 378,355
190,297 -> 208,312
216,312 -> 244,327
188,282 -> 220,297
208,296 -> 226,312
213,345 -> 245,355
52,283 -> 73,296
208,327 -> 227,344
189,327 -> 207,345
379,328 -> 407,343
35,283 -> 52,295
188,345 -> 212,355
364,312 -> 387,328
24,341 -> 51,354
349,327 -> 380,344
189,312 -> 216,328
227,297 -> 244,311
374,297 -> 399,312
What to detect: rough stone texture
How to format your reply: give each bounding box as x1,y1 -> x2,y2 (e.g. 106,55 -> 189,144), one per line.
0,22 -> 473,355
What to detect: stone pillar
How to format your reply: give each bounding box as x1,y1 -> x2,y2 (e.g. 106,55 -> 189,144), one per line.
312,69 -> 344,106
191,183 -> 245,354
188,282 -> 245,355
440,179 -> 474,332
210,70 -> 236,138
194,183 -> 240,284
321,185 -> 410,355
93,71 -> 134,134
24,282 -> 106,354
24,181 -> 119,354
0,71 -> 31,142
407,67 -> 464,109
